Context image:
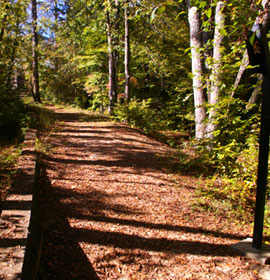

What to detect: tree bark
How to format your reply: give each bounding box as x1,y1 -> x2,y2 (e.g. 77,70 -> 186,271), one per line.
124,0 -> 130,101
188,4 -> 206,139
248,74 -> 263,106
53,0 -> 59,72
32,0 -> 41,103
106,0 -> 119,114
208,1 -> 225,137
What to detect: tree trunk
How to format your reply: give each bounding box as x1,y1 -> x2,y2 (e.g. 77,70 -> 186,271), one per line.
248,74 -> 263,107
208,1 -> 225,137
106,0 -> 119,114
53,0 -> 59,72
32,0 -> 41,103
124,0 -> 130,101
188,4 -> 206,140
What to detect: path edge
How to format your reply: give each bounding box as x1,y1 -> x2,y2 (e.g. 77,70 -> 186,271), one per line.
21,154 -> 43,280
0,129 -> 43,280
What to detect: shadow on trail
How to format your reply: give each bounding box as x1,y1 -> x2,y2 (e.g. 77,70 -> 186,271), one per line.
52,110 -> 110,123
71,214 -> 245,241
72,228 -> 234,257
38,166 -> 100,280
38,168 -> 240,279
38,107 -> 243,278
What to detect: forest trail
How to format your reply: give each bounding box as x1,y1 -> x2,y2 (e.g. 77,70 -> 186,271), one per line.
38,106 -> 262,280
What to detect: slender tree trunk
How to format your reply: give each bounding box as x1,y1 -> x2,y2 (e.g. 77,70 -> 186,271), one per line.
208,1 -> 225,137
124,0 -> 130,101
106,0 -> 119,114
53,0 -> 59,72
248,74 -> 263,107
113,0 -> 119,103
106,9 -> 116,114
188,4 -> 206,139
231,52 -> 249,98
32,0 -> 41,103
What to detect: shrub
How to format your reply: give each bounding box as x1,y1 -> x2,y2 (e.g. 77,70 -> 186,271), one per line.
195,96 -> 263,220
0,86 -> 27,140
194,96 -> 259,175
206,132 -> 259,213
113,98 -> 156,133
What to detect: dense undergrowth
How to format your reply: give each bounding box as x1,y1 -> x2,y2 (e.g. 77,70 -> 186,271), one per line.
0,88 -> 26,201
0,95 -> 56,202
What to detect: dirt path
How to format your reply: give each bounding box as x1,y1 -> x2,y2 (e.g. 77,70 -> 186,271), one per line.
38,106 -> 263,279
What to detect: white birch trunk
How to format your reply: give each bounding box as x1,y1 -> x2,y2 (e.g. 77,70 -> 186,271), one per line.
188,5 -> 206,139
208,1 -> 225,137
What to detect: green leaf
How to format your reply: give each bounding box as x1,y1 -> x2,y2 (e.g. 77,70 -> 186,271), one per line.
175,11 -> 187,20
150,6 -> 159,23
198,1 -> 207,9
159,5 -> 166,13
249,32 -> 256,46
219,28 -> 227,36
206,8 -> 212,19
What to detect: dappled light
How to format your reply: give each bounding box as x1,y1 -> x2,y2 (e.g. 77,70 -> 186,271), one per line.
0,0 -> 268,277
36,107 -> 261,279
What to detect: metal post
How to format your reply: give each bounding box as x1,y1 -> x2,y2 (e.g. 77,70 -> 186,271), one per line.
251,25 -> 270,249
252,75 -> 270,249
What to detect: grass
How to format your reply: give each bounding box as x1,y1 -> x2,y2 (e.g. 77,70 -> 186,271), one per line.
0,100 -> 56,202
0,144 -> 21,201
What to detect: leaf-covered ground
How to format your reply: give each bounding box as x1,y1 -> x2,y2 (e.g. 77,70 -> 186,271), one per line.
38,106 -> 264,279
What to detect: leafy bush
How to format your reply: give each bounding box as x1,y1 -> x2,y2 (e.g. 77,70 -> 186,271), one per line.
201,97 -> 259,175
194,96 -> 263,220
0,86 -> 27,140
205,132 -> 259,213
113,98 -> 156,133
88,92 -> 108,112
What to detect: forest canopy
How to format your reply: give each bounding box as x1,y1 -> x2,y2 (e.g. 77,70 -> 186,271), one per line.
1,0 -> 270,217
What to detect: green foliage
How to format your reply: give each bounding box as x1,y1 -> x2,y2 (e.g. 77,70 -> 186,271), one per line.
202,97 -> 259,174
27,103 -> 55,133
194,96 -> 261,220
0,145 -> 21,170
0,144 -> 22,201
113,99 -> 156,133
161,89 -> 194,133
88,93 -> 108,112
206,132 -> 259,212
0,87 -> 27,140
83,71 -> 108,111
264,202 -> 270,237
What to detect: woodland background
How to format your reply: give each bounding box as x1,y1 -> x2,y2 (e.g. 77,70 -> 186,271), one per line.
1,0 -> 270,235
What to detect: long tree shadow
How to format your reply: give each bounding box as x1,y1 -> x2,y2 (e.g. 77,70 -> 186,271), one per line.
51,110 -> 110,123
38,164 -> 100,280
38,107 -> 244,279
71,228 -> 234,257
70,214 -> 245,241
39,171 -> 240,279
